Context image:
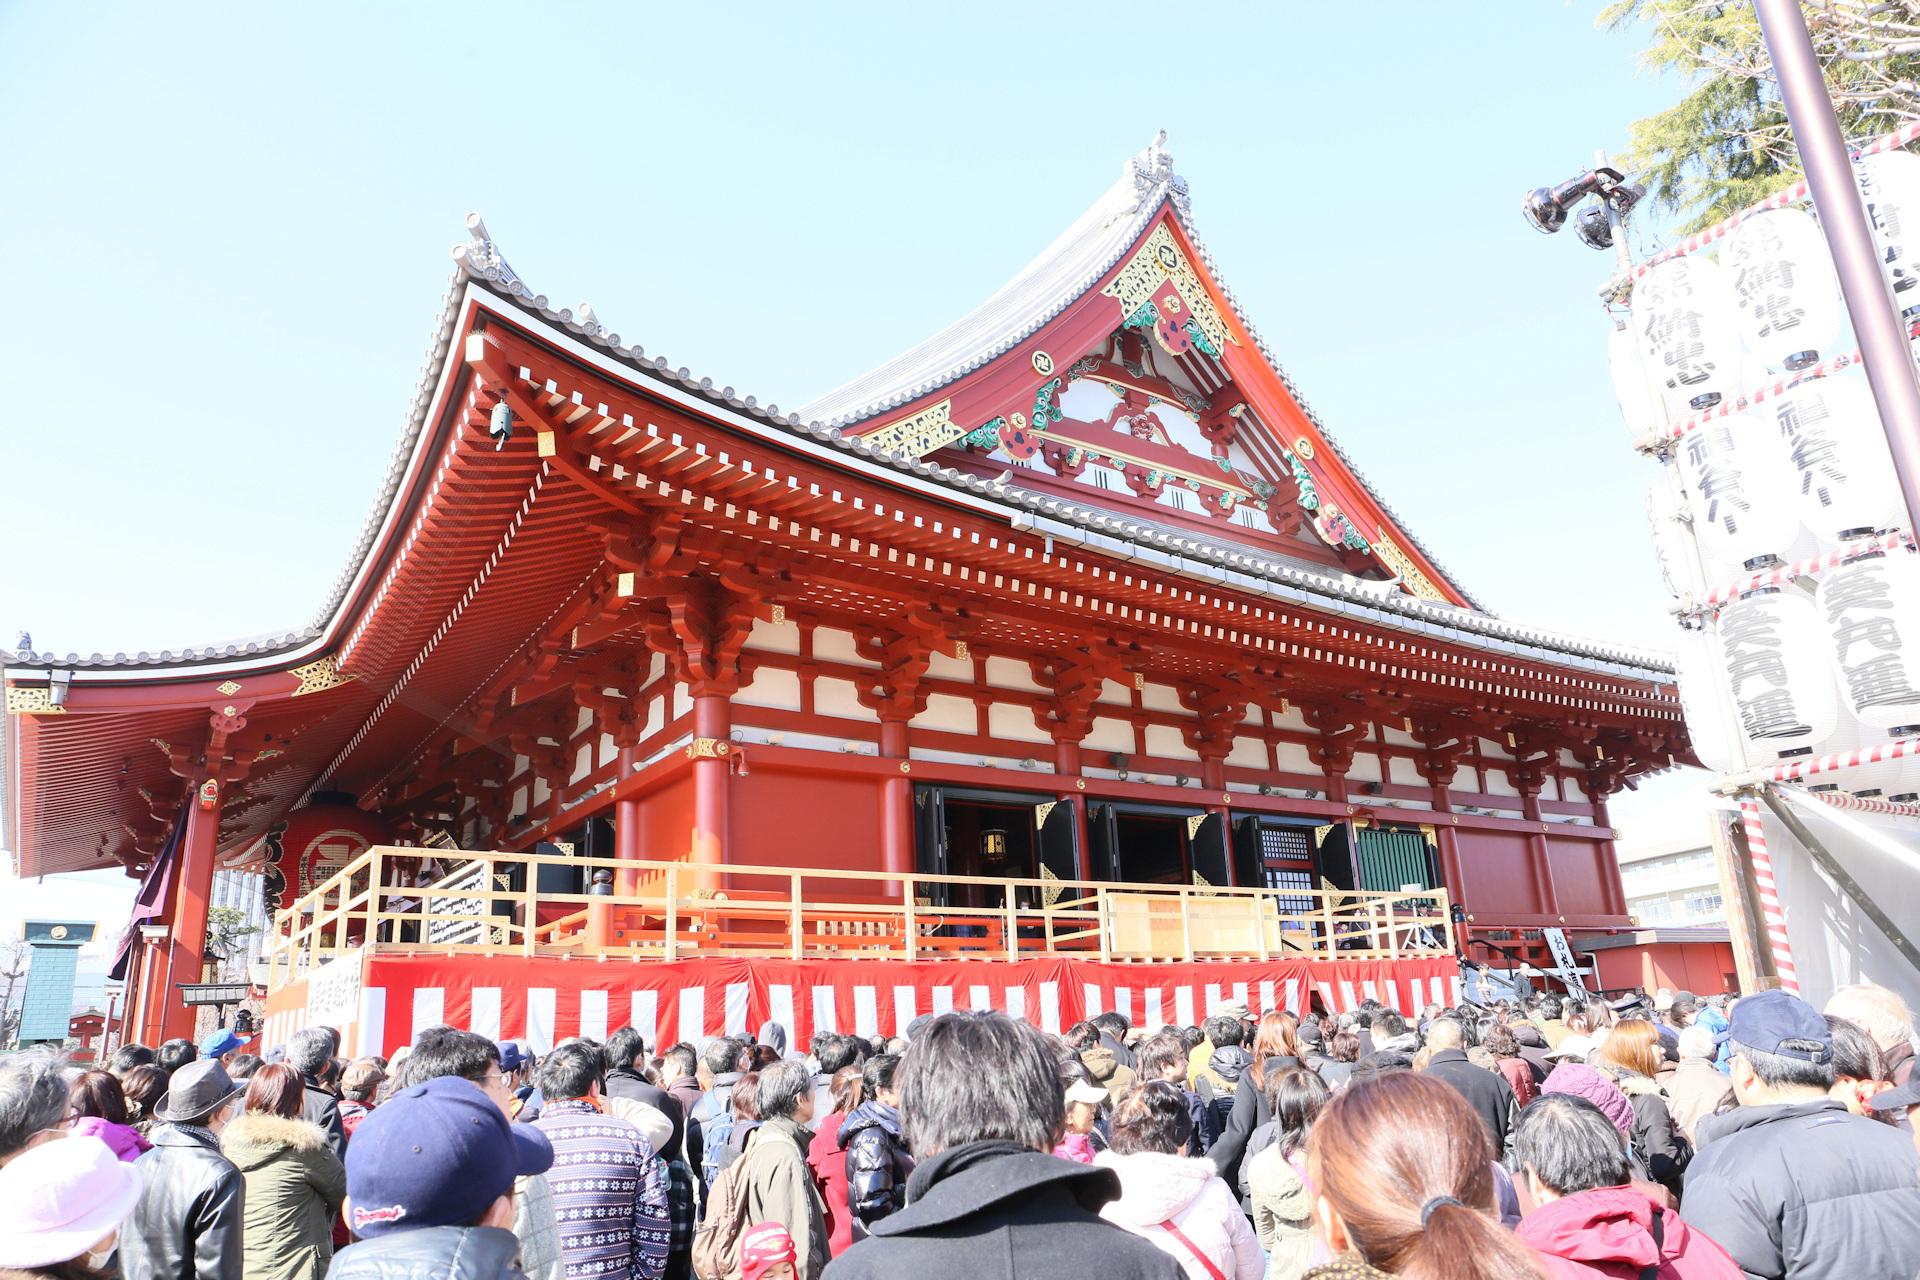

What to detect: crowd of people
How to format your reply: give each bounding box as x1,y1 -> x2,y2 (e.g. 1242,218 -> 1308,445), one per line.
0,980 -> 1915,1280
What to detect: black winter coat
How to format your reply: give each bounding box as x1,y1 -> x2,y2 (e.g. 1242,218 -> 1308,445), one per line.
604,1066 -> 687,1162
1601,1066 -> 1691,1197
1421,1049 -> 1518,1161
119,1124 -> 246,1280
820,1140 -> 1181,1280
1207,1055 -> 1301,1201
300,1080 -> 348,1159
838,1101 -> 913,1228
1680,1098 -> 1920,1280
325,1225 -> 527,1280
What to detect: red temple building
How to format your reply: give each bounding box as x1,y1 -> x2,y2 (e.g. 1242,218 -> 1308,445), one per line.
2,138 -> 1717,1055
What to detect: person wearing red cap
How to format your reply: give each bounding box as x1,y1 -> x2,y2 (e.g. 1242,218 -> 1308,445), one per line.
740,1221 -> 797,1280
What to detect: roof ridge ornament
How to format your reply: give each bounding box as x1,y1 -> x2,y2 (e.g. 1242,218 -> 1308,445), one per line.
451,213 -> 529,299
1110,129 -> 1187,227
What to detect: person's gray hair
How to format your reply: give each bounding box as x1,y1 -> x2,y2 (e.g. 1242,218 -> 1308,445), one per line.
1679,1025 -> 1716,1061
1425,1018 -> 1465,1051
0,1050 -> 72,1159
756,1058 -> 810,1120
286,1027 -> 334,1078
1825,984 -> 1915,1052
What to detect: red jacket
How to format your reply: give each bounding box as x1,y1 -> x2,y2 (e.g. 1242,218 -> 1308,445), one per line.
1517,1186 -> 1742,1280
806,1109 -> 855,1258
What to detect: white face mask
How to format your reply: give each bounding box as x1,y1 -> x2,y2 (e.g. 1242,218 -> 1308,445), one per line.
86,1230 -> 118,1270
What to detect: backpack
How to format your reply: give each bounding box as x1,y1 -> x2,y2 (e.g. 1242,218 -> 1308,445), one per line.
692,1085 -> 737,1190
1194,1074 -> 1236,1137
689,1152 -> 755,1280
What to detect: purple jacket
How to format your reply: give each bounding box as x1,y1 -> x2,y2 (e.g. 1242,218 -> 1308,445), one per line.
1542,1063 -> 1636,1136
71,1116 -> 150,1162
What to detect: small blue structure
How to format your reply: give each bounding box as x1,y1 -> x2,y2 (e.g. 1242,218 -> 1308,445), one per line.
18,920 -> 97,1046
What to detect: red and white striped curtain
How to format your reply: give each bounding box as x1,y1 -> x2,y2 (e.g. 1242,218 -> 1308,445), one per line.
263,953 -> 1464,1060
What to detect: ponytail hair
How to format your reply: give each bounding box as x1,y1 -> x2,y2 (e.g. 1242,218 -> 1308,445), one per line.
1306,1073 -> 1549,1280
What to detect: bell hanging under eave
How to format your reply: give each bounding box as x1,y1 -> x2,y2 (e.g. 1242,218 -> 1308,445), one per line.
490,400 -> 513,451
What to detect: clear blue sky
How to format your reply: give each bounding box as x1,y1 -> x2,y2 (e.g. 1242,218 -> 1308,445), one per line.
1,1 -> 1702,933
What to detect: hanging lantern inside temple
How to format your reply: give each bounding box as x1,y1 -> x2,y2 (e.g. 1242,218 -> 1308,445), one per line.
1675,414 -> 1805,579
1633,254 -> 1743,419
1753,376 -> 1905,544
1712,587 -> 1841,757
1817,549 -> 1920,729
1673,626 -> 1754,773
259,791 -> 391,920
1721,208 -> 1844,372
1609,320 -> 1664,439
1855,150 -> 1920,314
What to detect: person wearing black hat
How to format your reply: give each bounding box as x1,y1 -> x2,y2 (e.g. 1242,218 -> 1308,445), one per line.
1679,989 -> 1920,1280
327,1075 -> 555,1280
118,1059 -> 246,1280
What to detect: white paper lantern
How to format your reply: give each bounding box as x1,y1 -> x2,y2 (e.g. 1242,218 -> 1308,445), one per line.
1722,208 -> 1845,372
1673,626 -> 1753,772
1633,255 -> 1744,419
1646,471 -> 1692,598
1609,320 -> 1665,439
1834,715 -> 1915,797
1676,413 -> 1805,575
1713,587 -> 1841,756
1817,549 -> 1920,729
1855,150 -> 1920,314
1751,376 -> 1906,543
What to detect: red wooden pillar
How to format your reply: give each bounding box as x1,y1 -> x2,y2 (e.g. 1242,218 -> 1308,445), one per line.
1053,741 -> 1091,880
691,695 -> 731,891
1591,791 -> 1628,916
161,784 -> 222,1042
1520,788 -> 1562,919
1428,784 -> 1465,902
879,718 -> 913,894
615,745 -> 641,894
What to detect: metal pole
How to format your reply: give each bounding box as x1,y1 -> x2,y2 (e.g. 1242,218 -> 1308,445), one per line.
1757,784 -> 1920,978
1756,0 -> 1920,530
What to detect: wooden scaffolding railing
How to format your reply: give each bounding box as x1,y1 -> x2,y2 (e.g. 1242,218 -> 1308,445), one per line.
264,846 -> 1454,992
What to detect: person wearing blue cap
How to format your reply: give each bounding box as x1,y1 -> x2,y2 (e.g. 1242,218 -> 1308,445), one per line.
198,1028 -> 251,1070
327,1075 -> 554,1280
1678,989 -> 1920,1280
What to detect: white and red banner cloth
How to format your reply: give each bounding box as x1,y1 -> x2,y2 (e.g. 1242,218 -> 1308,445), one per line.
263,953 -> 1463,1060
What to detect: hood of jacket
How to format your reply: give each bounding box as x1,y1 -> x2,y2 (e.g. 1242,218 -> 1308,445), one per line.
1208,1045 -> 1252,1083
839,1100 -> 903,1147
1543,1063 -> 1636,1137
1602,1066 -> 1664,1098
330,1225 -> 526,1280
69,1116 -> 149,1162
874,1140 -> 1119,1236
1081,1045 -> 1124,1083
222,1113 -> 329,1170
1376,1032 -> 1419,1055
1090,1150 -> 1218,1226
1702,1096 -> 1849,1139
758,1020 -> 789,1056
1515,1186 -> 1669,1270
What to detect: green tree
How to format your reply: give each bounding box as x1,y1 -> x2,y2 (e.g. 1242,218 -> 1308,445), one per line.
206,906 -> 259,962
1603,1 -> 1920,234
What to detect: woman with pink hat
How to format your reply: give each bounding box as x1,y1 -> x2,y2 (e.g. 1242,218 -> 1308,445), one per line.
0,1134 -> 143,1278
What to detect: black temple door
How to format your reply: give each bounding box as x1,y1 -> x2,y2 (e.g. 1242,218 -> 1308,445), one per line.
1230,816 -> 1264,889
914,786 -> 949,908
1088,804 -> 1121,881
1190,812 -> 1231,888
1036,800 -> 1078,890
